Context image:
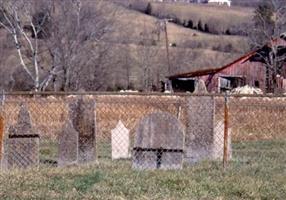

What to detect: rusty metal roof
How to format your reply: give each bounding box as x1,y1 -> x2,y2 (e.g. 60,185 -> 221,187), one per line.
168,50 -> 257,80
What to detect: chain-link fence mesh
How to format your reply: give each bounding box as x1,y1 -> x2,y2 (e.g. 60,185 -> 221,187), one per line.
0,93 -> 285,171
228,96 -> 286,169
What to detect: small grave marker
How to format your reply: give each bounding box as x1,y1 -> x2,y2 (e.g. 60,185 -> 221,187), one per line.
213,120 -> 232,160
111,120 -> 130,160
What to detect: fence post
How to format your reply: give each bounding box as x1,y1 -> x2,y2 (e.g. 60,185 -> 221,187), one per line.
223,92 -> 229,169
0,90 -> 4,162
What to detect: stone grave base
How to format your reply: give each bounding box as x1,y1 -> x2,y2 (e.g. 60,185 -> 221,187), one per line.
5,135 -> 40,169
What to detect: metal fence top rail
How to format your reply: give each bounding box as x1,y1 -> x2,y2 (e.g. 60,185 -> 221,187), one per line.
1,91 -> 286,98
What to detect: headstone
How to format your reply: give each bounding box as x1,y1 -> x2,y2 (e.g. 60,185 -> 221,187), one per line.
185,96 -> 231,163
193,79 -> 208,94
60,97 -> 96,164
58,120 -> 78,167
111,120 -> 130,160
6,135 -> 39,169
212,120 -> 232,160
133,112 -> 184,170
4,104 -> 39,169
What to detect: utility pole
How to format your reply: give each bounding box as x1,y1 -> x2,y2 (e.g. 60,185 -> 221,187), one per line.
160,19 -> 172,75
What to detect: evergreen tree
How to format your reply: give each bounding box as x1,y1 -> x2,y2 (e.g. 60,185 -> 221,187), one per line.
145,2 -> 152,15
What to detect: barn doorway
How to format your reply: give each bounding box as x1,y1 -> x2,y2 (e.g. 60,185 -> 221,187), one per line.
170,78 -> 196,93
218,75 -> 246,92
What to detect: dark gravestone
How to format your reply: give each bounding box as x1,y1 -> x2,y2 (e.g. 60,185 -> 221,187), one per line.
133,112 -> 184,170
59,97 -> 96,165
185,96 -> 229,163
70,97 -> 96,163
5,105 -> 39,169
58,120 -> 78,167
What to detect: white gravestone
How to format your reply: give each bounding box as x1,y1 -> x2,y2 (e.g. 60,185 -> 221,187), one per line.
111,121 -> 130,160
212,120 -> 232,160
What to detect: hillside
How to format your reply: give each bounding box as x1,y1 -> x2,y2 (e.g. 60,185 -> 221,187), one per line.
147,2 -> 254,35
108,7 -> 249,52
0,1 -> 251,91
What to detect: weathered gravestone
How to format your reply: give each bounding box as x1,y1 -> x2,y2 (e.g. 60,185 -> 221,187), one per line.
111,120 -> 130,160
58,120 -> 78,167
4,104 -> 39,169
185,96 -> 231,163
133,112 -> 184,170
58,97 -> 96,166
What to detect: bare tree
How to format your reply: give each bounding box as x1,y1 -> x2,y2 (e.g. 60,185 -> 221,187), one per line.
250,0 -> 286,93
0,0 -> 52,91
45,0 -> 117,91
135,20 -> 159,91
119,45 -> 133,89
0,0 -> 117,91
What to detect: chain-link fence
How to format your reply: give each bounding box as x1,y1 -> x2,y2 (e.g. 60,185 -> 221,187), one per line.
0,92 -> 285,171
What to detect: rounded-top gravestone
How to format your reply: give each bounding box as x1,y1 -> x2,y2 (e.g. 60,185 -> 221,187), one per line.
133,112 -> 185,170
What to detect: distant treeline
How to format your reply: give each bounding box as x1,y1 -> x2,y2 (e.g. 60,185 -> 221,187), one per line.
113,0 -> 254,36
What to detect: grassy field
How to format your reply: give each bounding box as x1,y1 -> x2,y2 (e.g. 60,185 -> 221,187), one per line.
149,2 -> 253,35
110,5 -> 249,52
0,140 -> 285,200
1,95 -> 286,199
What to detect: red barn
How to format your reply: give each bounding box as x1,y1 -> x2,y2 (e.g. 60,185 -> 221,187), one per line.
168,38 -> 286,93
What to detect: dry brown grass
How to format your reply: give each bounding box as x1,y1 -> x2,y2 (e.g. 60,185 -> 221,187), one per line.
229,97 -> 286,141
150,2 -> 254,35
2,98 -> 68,140
111,5 -> 249,53
2,95 -> 286,144
96,95 -> 188,140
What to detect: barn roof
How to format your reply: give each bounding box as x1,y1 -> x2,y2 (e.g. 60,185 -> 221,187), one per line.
168,36 -> 286,80
168,50 -> 257,80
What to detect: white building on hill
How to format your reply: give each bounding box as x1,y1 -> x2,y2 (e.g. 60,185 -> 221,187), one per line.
207,0 -> 231,7
153,0 -> 231,6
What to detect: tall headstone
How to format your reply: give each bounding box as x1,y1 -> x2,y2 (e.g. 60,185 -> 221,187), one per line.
185,96 -> 231,163
60,97 -> 96,165
111,120 -> 130,160
185,96 -> 213,163
133,112 -> 184,170
73,97 -> 96,163
4,104 -> 39,169
58,120 -> 79,167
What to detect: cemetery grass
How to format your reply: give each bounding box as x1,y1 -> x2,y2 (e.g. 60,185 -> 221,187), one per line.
0,140 -> 285,199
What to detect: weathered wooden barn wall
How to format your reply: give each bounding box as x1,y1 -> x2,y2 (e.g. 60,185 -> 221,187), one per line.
201,60 -> 267,93
169,38 -> 286,93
